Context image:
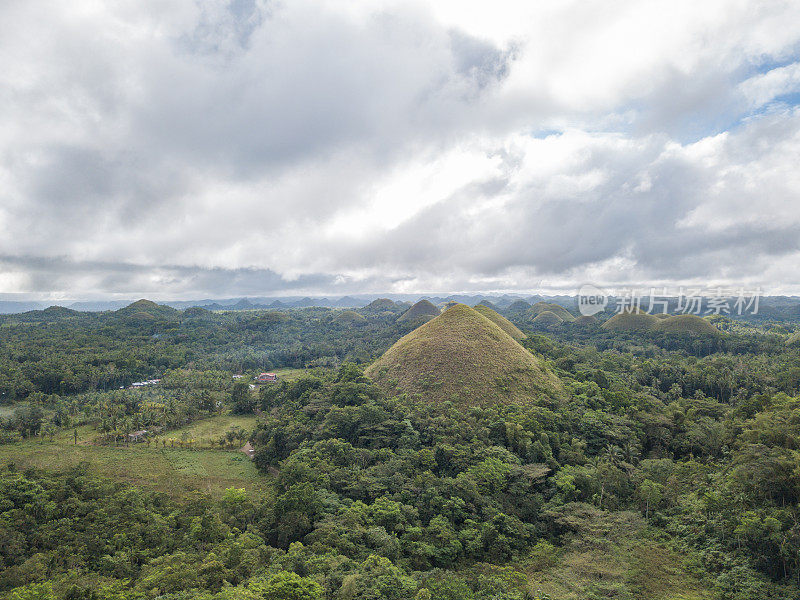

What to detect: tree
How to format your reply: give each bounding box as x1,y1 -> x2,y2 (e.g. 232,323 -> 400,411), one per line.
638,479 -> 664,519
252,571 -> 322,600
231,383 -> 255,414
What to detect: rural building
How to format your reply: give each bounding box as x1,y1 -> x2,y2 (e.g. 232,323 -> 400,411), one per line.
255,372 -> 278,384
131,379 -> 161,388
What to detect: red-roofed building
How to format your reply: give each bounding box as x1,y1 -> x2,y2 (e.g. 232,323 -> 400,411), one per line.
255,372 -> 278,384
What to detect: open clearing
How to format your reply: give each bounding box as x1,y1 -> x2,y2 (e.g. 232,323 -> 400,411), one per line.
0,417 -> 269,499
150,414 -> 259,447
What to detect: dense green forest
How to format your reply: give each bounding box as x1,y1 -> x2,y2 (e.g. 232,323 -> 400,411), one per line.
2,299 -> 800,599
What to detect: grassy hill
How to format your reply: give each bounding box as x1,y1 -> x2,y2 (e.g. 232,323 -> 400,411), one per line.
530,302 -> 576,322
532,310 -> 564,327
788,331 -> 800,347
366,304 -> 562,406
506,299 -> 532,313
473,304 -> 526,340
602,310 -> 660,332
602,311 -> 721,335
654,314 -> 720,335
115,299 -> 179,320
363,298 -> 397,311
334,309 -> 367,324
398,299 -> 440,323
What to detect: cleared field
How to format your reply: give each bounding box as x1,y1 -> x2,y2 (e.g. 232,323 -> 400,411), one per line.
271,367 -> 316,381
150,414 -> 259,448
0,431 -> 270,500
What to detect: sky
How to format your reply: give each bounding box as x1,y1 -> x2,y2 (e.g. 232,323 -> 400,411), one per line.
1,0 -> 800,300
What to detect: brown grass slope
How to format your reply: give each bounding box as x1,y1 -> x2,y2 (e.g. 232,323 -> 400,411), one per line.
334,310 -> 367,324
473,304 -> 526,340
366,304 -> 561,406
398,299 -> 440,322
532,311 -> 564,327
602,310 -> 660,332
654,314 -> 720,335
530,302 -> 576,322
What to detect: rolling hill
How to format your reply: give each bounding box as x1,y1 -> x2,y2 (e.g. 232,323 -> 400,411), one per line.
477,299 -> 500,312
397,299 -> 440,323
602,310 -> 721,335
654,314 -> 720,335
363,298 -> 398,312
532,310 -> 564,327
366,304 -> 562,406
601,310 -> 660,332
334,310 -> 368,324
115,299 -> 178,319
530,302 -> 576,322
506,299 -> 532,314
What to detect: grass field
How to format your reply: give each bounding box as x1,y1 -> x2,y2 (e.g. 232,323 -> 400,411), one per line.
271,367 -> 317,381
0,417 -> 270,499
150,414 -> 259,448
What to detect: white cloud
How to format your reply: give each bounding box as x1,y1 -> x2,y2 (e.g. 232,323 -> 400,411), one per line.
1,0 -> 800,297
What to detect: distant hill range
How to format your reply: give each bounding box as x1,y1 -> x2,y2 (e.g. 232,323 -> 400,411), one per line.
2,294 -> 800,320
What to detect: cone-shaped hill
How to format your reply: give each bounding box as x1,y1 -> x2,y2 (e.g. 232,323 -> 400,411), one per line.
532,311 -> 564,327
530,302 -> 576,322
364,298 -> 397,311
366,304 -> 562,406
334,310 -> 367,324
398,299 -> 440,323
473,304 -> 526,340
115,299 -> 178,320
506,300 -> 532,313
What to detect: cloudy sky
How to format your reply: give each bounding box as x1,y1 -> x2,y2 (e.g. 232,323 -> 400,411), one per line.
2,0 -> 800,300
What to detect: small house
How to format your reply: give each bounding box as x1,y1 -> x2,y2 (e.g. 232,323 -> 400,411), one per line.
255,372 -> 278,384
